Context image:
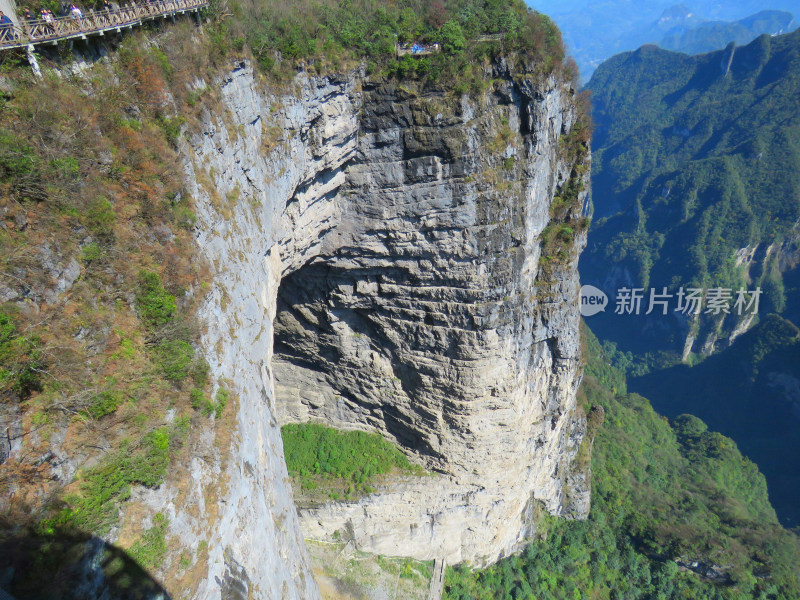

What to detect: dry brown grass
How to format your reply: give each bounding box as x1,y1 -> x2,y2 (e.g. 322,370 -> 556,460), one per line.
0,27 -> 224,567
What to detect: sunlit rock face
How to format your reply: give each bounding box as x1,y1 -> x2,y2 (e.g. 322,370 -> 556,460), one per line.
183,56 -> 588,595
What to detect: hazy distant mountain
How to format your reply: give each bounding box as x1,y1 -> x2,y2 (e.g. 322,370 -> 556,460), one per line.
531,0 -> 799,80
660,9 -> 797,55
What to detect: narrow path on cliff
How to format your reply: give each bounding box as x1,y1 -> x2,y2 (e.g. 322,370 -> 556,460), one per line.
0,0 -> 206,52
428,558 -> 445,600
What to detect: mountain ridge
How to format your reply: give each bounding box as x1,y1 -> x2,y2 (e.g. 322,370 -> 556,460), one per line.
583,28 -> 800,362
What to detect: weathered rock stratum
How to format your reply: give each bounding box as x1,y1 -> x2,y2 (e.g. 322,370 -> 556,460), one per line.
180,56 -> 589,595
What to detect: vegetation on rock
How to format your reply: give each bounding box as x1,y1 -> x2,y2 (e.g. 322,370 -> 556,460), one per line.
208,0 -> 571,84
444,325 -> 800,600
282,422 -> 424,498
0,25 -> 227,593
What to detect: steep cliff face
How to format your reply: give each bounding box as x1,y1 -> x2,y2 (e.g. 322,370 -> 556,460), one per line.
180,55 -> 589,583
273,74 -> 590,565
167,66 -> 364,600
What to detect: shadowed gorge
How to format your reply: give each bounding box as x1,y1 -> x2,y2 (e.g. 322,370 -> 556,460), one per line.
631,314 -> 800,527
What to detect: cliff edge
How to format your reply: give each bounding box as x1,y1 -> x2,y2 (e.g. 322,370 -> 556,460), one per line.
184,55 -> 589,580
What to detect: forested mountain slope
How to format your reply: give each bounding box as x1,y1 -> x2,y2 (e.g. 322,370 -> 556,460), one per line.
444,325 -> 800,600
583,29 -> 800,362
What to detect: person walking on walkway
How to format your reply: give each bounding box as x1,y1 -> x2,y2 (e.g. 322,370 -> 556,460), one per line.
22,7 -> 36,38
0,11 -> 15,42
41,8 -> 56,34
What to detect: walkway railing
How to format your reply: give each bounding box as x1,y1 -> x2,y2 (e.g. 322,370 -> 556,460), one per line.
0,0 -> 208,50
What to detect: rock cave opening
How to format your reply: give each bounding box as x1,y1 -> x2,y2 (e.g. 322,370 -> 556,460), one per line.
271,258 -> 438,462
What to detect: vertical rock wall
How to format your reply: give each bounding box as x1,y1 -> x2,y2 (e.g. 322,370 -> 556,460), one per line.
170,65 -> 362,600
175,55 -> 588,596
272,67 -> 590,565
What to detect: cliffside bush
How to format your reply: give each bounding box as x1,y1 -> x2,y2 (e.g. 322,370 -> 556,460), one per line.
128,513 -> 169,571
136,271 -> 178,328
0,311 -> 44,400
40,427 -> 174,536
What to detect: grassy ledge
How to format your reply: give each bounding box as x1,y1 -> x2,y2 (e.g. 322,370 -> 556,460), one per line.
281,422 -> 426,503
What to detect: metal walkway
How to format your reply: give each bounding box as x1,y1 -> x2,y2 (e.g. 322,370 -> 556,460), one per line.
0,0 -> 207,51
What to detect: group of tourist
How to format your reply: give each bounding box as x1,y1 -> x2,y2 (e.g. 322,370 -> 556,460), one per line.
23,8 -> 56,29
0,0 -> 192,44
408,42 -> 441,54
0,1 -> 121,42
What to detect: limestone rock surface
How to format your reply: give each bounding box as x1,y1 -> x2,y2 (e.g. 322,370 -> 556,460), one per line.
176,56 -> 589,597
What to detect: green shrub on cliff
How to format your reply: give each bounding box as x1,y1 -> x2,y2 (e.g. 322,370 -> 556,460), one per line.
439,20 -> 467,54
0,311 -> 44,401
136,271 -> 178,329
40,427 -> 173,536
128,513 -> 169,571
0,130 -> 40,196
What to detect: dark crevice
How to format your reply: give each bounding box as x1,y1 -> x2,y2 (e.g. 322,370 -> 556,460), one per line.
272,258 -> 442,460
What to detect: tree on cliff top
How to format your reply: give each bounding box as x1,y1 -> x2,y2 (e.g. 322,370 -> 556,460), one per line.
210,0 -> 569,81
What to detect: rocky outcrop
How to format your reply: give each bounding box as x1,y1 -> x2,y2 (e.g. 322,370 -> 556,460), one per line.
174,55 -> 588,595
681,238 -> 800,357
272,69 -> 590,565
